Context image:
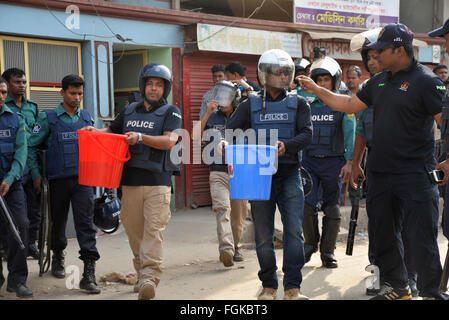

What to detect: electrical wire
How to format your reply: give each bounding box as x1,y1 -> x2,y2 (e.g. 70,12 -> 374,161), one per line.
193,0 -> 268,44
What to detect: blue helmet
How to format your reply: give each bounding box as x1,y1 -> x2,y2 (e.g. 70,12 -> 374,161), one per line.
139,63 -> 173,100
94,194 -> 121,234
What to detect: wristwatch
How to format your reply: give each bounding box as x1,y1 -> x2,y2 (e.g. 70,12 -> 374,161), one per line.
137,132 -> 143,144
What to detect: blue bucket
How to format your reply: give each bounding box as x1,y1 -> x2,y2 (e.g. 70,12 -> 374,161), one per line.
225,144 -> 277,200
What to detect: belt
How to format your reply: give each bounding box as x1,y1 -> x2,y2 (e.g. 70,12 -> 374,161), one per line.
210,164 -> 228,173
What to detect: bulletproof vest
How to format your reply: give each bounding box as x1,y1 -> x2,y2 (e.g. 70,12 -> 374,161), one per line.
0,110 -> 19,181
45,109 -> 92,180
306,100 -> 345,157
123,102 -> 179,173
204,110 -> 227,165
442,91 -> 449,153
361,107 -> 374,148
249,92 -> 300,164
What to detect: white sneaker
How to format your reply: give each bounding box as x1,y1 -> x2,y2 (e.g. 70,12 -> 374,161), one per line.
283,288 -> 309,300
258,288 -> 277,300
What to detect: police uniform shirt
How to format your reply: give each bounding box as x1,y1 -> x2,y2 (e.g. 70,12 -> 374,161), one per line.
108,101 -> 182,186
5,94 -> 38,133
357,59 -> 445,173
226,89 -> 313,177
0,105 -> 27,185
27,103 -> 94,180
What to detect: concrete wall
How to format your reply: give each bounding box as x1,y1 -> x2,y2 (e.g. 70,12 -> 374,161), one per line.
399,0 -> 446,33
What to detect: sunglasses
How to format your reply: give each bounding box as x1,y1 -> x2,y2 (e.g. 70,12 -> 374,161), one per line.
269,68 -> 292,76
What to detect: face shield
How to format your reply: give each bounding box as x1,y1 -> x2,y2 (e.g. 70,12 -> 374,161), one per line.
210,80 -> 238,107
258,49 -> 295,89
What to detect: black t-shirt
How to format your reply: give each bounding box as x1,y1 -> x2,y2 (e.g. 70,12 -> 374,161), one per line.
226,89 -> 313,177
357,60 -> 445,174
109,102 -> 182,186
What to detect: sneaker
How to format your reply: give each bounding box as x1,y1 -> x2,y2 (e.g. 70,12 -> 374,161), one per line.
258,288 -> 277,300
138,281 -> 156,300
370,282 -> 412,300
283,288 -> 309,300
219,251 -> 234,267
233,248 -> 244,262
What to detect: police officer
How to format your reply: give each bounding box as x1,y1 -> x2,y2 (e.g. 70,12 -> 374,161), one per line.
295,58 -> 316,104
28,75 -> 100,294
84,63 -> 182,300
300,56 -> 355,268
199,80 -> 247,266
1,68 -> 41,260
350,29 -> 418,297
225,49 -> 312,300
299,23 -> 446,300
0,76 -> 32,298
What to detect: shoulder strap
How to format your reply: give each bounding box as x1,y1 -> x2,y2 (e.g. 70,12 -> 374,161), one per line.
44,109 -> 58,125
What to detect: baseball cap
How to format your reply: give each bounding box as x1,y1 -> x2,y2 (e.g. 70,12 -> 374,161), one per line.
429,18 -> 449,37
366,23 -> 414,50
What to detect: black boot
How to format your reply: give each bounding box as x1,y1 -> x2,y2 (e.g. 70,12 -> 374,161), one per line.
28,243 -> 40,260
0,256 -> 4,289
79,260 -> 101,294
51,251 -> 66,278
320,205 -> 341,269
302,204 -> 319,263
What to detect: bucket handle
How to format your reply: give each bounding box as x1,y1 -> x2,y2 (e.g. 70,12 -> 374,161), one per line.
86,132 -> 131,162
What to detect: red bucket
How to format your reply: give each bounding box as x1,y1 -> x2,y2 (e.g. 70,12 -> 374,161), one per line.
77,130 -> 131,188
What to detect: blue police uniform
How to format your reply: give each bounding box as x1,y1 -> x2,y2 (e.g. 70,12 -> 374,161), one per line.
300,92 -> 355,266
0,105 -> 29,289
28,104 -> 100,262
227,89 -> 313,291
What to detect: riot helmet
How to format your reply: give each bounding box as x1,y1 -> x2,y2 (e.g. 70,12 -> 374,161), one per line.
94,193 -> 121,234
310,56 -> 342,92
210,80 -> 239,108
350,28 -> 383,74
258,49 -> 295,89
139,63 -> 173,100
294,58 -> 311,75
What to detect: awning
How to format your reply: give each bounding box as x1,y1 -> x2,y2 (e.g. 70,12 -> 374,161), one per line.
304,30 -> 428,48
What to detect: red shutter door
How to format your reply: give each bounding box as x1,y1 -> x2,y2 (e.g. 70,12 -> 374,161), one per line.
183,51 -> 259,208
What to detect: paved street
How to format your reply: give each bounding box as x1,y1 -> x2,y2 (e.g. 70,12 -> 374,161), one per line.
0,205 -> 447,301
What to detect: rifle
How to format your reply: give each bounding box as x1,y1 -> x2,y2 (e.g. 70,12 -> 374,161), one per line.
346,178 -> 363,256
38,150 -> 52,276
440,243 -> 449,293
0,193 -> 25,250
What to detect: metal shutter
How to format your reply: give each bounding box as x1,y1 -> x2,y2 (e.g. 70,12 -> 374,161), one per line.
28,43 -> 79,83
3,40 -> 25,71
29,90 -> 61,110
183,52 -> 258,208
